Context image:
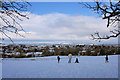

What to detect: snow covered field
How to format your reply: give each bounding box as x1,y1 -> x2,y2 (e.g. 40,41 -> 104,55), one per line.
2,55 -> 118,78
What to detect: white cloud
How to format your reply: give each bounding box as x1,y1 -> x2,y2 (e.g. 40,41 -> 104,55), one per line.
3,13 -> 118,43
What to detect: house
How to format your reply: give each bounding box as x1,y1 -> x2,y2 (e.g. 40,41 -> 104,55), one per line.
15,52 -> 20,55
49,48 -> 55,52
25,52 -> 43,57
25,53 -> 33,56
5,53 -> 14,57
91,51 -> 95,53
82,50 -> 86,55
34,52 -> 43,57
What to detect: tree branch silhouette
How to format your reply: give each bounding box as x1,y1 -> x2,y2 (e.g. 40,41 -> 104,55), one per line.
80,1 -> 120,41
0,0 -> 31,43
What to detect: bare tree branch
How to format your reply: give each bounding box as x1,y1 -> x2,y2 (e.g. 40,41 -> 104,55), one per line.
0,0 -> 31,43
80,1 -> 120,41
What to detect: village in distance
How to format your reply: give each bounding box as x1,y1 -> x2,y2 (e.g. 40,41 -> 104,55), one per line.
1,43 -> 119,58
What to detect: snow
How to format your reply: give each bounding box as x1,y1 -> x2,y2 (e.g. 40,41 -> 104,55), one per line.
35,52 -> 42,55
25,53 -> 33,55
82,50 -> 86,52
34,52 -> 43,57
2,55 -> 118,78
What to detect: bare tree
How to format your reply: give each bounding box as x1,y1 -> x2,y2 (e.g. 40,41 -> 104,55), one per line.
0,0 -> 31,43
80,1 -> 120,41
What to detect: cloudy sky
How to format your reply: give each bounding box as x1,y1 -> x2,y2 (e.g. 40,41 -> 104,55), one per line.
4,2 -> 118,44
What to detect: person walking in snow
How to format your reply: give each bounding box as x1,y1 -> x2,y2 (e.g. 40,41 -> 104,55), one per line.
105,54 -> 109,63
75,57 -> 79,63
68,54 -> 72,63
57,55 -> 60,63
78,51 -> 81,57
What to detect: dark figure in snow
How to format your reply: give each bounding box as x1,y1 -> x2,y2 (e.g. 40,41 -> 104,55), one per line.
57,55 -> 60,63
105,55 -> 109,63
75,58 -> 79,63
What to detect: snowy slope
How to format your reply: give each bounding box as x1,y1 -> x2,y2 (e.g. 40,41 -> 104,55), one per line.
2,55 -> 118,78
